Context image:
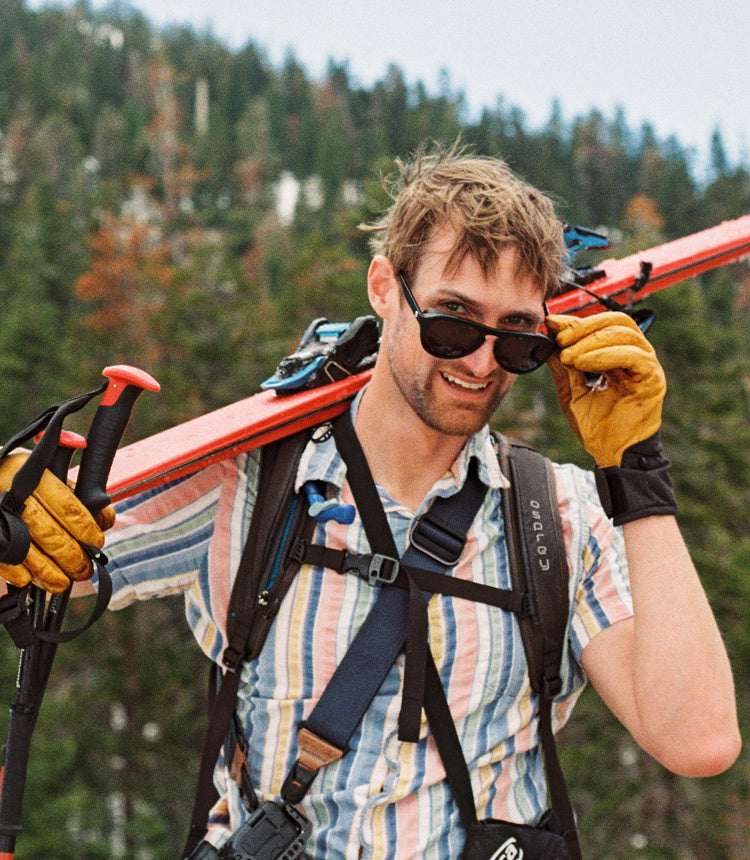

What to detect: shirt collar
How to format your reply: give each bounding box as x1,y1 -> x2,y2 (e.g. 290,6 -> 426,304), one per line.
295,386 -> 509,494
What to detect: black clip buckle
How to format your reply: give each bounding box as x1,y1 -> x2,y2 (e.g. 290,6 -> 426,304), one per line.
281,760 -> 316,804
289,536 -> 308,564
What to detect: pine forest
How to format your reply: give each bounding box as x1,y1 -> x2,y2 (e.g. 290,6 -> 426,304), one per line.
0,1 -> 749,857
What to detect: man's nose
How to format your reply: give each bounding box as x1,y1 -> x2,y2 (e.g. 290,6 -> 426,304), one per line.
461,337 -> 501,377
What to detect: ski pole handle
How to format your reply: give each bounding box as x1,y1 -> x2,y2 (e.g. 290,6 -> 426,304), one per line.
75,366 -> 160,514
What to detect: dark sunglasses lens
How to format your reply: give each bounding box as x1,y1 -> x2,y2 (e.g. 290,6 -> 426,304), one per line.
420,312 -> 555,374
494,334 -> 556,373
421,317 -> 483,358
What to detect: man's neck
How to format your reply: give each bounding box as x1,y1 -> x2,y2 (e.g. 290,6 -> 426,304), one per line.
354,367 -> 468,513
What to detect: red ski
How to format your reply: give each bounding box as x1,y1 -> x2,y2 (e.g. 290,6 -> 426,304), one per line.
102,215 -> 750,502
103,372 -> 372,501
553,214 -> 750,316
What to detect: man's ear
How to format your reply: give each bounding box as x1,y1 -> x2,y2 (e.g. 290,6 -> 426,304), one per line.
367,255 -> 398,319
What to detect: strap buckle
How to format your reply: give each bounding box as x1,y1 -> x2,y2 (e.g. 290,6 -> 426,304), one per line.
367,553 -> 399,586
289,536 -> 308,564
281,726 -> 345,803
342,552 -> 400,586
280,760 -> 316,805
409,510 -> 465,565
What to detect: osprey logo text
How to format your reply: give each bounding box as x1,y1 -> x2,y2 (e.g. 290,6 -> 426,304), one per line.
488,836 -> 524,860
528,498 -> 550,572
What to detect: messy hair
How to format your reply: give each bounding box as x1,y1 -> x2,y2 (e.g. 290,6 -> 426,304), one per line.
360,143 -> 565,300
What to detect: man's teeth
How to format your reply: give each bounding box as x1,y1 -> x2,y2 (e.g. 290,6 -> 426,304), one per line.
441,372 -> 489,391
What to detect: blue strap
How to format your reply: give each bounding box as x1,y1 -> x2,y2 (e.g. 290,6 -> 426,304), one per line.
302,584 -> 411,750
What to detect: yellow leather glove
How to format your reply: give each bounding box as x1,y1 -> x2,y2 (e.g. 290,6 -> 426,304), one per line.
0,452 -> 110,593
546,311 -> 666,468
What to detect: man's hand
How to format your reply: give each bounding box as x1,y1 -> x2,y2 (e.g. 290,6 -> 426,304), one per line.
0,452 -> 112,593
546,311 -> 666,468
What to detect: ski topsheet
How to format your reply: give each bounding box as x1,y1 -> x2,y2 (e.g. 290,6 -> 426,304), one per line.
102,372 -> 371,501
553,214 -> 750,315
102,214 -> 750,502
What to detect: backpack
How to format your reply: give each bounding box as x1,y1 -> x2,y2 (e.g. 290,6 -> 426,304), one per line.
182,419 -> 580,860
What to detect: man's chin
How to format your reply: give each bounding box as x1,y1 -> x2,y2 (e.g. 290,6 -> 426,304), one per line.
419,402 -> 499,437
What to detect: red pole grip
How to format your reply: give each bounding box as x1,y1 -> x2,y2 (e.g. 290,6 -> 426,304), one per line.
74,365 -> 159,514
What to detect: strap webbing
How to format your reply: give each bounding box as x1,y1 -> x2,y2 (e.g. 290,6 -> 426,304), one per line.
300,585 -> 411,751
421,654 -> 477,829
294,543 -> 529,616
182,667 -> 243,856
499,438 -> 581,860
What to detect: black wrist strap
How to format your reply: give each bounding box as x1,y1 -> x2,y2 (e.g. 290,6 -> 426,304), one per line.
595,432 -> 678,526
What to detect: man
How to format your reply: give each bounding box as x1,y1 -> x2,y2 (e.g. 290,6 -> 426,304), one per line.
0,147 -> 740,859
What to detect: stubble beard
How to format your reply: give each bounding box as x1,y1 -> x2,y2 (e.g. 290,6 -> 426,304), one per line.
387,343 -> 509,438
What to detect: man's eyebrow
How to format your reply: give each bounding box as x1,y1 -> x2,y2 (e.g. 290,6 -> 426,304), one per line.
504,311 -> 545,327
432,287 -> 544,326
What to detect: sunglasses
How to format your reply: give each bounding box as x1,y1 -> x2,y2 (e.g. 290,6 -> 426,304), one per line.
398,273 -> 557,374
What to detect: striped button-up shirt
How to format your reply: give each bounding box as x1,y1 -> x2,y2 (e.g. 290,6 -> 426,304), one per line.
104,403 -> 632,859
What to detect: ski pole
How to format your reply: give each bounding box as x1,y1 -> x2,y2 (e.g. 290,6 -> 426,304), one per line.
33,366 -> 160,695
0,366 -> 159,860
28,431 -> 87,718
0,430 -> 87,860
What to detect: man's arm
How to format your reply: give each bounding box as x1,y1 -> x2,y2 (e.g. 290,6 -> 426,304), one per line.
581,514 -> 740,776
545,311 -> 740,776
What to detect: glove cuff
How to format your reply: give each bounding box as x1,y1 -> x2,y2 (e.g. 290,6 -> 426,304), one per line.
594,432 -> 678,526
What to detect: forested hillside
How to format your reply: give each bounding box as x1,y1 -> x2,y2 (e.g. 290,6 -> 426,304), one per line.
0,1 -> 748,857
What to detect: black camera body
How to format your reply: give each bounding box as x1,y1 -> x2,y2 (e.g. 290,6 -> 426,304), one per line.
218,801 -> 311,860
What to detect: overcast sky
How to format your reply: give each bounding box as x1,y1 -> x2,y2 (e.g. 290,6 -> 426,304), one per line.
30,0 -> 750,178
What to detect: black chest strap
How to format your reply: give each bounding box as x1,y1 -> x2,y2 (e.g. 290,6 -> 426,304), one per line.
291,542 -> 531,617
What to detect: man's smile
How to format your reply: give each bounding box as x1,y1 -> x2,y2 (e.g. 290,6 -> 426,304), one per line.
439,370 -> 492,392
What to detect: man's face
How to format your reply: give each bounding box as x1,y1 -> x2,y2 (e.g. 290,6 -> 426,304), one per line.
383,228 -> 546,438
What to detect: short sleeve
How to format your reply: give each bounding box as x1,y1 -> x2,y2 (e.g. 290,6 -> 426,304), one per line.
554,463 -> 633,696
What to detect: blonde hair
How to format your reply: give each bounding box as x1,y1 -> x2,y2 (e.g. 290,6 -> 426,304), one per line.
360,144 -> 565,300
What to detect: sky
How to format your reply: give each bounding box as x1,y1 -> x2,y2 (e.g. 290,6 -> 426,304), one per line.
29,0 -> 750,178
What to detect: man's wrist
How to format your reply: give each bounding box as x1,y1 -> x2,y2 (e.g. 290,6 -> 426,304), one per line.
594,432 -> 678,526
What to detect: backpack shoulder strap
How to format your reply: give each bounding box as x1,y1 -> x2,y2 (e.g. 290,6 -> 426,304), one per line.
224,428 -> 316,668
495,433 -> 568,698
182,429 -> 315,859
495,432 -> 581,859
